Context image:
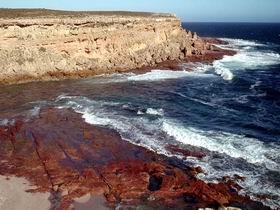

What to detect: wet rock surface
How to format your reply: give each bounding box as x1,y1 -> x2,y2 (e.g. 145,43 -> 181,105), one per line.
0,108 -> 270,210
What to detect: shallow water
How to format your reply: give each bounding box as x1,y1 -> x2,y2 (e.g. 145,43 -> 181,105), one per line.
0,23 -> 280,208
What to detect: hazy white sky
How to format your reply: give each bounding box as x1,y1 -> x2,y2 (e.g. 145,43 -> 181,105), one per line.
1,0 -> 280,22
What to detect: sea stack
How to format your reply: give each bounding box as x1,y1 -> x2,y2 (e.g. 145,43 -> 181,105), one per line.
0,9 -> 208,84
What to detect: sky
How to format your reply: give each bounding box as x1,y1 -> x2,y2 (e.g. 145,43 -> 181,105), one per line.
1,0 -> 280,22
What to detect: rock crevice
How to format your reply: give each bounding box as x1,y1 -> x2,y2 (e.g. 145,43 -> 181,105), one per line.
0,108 -> 270,210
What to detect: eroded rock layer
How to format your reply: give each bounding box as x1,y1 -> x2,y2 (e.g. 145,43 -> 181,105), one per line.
0,108 -> 270,210
0,10 -> 209,84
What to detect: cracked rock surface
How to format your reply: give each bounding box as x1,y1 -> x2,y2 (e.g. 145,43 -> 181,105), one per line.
0,108 -> 270,210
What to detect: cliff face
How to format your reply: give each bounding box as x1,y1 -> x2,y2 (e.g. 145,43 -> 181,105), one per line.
0,10 -> 208,84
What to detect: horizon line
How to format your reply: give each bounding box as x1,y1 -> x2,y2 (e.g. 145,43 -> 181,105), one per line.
0,7 -> 279,23
183,21 -> 280,23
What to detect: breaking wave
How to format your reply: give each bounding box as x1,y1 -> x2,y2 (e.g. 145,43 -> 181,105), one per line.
208,38 -> 280,81
213,60 -> 234,81
215,51 -> 280,71
127,69 -> 212,81
162,120 -> 280,171
162,119 -> 280,208
220,38 -> 266,47
55,95 -> 170,152
82,69 -> 214,85
137,108 -> 164,116
81,38 -> 279,84
55,95 -> 280,170
52,37 -> 280,208
54,95 -> 280,208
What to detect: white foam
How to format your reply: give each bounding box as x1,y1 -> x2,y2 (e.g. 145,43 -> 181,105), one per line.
81,68 -> 214,84
56,95 -> 120,107
0,119 -> 10,126
161,119 -> 280,207
28,106 -> 41,117
127,70 -> 187,81
194,157 -> 280,209
136,108 -> 164,116
213,60 -> 234,81
56,95 -> 280,171
82,73 -> 131,84
182,60 -> 234,81
82,111 -> 111,126
127,69 -> 212,81
219,51 -> 280,69
180,38 -> 280,82
217,38 -> 280,68
82,110 -> 167,152
209,38 -> 280,81
137,110 -> 145,115
162,119 -> 280,171
146,108 -> 164,116
0,119 -> 15,126
219,38 -> 266,47
55,95 -> 168,152
181,62 -> 212,73
55,95 -> 280,208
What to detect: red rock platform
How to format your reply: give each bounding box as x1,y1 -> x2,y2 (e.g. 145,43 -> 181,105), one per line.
0,108 -> 270,210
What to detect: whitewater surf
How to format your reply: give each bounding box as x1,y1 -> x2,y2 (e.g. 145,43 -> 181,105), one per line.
1,23 -> 280,209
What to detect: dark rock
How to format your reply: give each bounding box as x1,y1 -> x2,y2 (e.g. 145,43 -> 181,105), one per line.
148,175 -> 163,191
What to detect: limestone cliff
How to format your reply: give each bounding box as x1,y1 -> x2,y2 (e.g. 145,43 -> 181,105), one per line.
0,9 -> 209,84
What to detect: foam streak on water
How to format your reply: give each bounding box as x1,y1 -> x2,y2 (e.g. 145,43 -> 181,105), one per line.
127,69 -> 213,81
81,38 -> 279,83
1,37 -> 279,208
209,38 -> 280,81
56,95 -> 280,170
2,36 -> 278,208
1,23 -> 279,209
162,119 -> 280,170
54,94 -> 280,208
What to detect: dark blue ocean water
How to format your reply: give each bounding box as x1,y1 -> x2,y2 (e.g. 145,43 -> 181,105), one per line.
0,23 -> 280,208
183,22 -> 280,45
182,23 -> 280,142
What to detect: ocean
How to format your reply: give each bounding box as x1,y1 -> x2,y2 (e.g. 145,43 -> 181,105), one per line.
0,23 -> 280,208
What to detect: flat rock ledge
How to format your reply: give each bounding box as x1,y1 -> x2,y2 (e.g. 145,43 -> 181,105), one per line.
0,108 -> 270,210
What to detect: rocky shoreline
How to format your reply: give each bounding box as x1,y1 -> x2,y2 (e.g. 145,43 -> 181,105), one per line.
0,9 -> 233,85
0,9 -> 259,210
0,108 -> 270,210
